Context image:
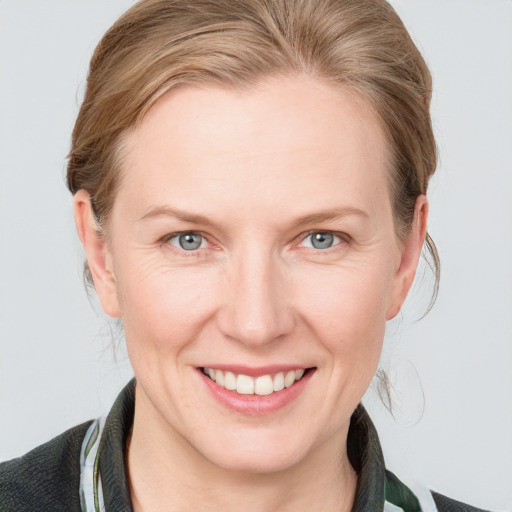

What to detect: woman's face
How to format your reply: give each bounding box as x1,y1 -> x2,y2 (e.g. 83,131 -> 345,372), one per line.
78,75 -> 425,473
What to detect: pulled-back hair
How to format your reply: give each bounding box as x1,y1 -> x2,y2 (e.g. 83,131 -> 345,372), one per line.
67,0 -> 439,299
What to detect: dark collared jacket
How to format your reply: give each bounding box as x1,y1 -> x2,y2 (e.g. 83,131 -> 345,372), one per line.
0,380 -> 491,512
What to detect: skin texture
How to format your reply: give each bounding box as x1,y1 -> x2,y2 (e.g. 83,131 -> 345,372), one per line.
74,74 -> 428,512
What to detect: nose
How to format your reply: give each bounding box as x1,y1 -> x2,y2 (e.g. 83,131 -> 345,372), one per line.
216,245 -> 295,348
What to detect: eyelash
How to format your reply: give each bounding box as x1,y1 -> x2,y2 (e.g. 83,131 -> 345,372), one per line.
295,230 -> 347,251
161,231 -> 211,256
161,230 -> 348,255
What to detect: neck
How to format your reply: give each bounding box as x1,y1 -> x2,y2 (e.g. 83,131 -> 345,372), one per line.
127,386 -> 357,512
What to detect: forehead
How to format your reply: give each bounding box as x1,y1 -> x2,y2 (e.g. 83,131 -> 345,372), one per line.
117,74 -> 391,222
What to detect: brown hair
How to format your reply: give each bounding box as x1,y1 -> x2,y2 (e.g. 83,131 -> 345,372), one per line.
67,0 -> 439,301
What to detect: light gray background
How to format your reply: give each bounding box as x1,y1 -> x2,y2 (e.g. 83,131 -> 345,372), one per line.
1,1 -> 511,510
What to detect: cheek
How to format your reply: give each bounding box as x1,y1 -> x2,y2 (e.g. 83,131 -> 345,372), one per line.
291,263 -> 391,382
114,257 -> 219,353
294,264 -> 391,335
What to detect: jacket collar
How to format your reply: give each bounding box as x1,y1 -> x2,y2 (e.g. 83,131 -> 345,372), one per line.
97,379 -> 387,511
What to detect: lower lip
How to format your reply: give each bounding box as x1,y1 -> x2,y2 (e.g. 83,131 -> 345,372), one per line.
198,369 -> 315,415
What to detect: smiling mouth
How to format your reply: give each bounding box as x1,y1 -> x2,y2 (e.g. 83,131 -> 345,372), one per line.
201,367 -> 314,396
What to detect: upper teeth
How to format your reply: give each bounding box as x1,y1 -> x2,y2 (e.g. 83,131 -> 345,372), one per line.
203,368 -> 306,396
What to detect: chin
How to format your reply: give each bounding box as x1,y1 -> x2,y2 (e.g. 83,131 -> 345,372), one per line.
209,448 -> 304,475
193,430 -> 311,475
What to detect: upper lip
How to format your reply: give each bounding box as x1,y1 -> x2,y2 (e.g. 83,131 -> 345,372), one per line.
199,364 -> 313,377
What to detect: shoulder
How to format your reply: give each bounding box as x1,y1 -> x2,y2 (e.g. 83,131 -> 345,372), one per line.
0,420 -> 93,512
384,470 -> 493,512
431,491 -> 494,512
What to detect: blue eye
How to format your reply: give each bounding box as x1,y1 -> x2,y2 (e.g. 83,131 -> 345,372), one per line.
169,232 -> 205,251
302,232 -> 341,250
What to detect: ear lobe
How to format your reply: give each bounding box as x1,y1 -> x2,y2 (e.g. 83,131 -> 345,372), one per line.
73,190 -> 121,318
386,195 -> 429,320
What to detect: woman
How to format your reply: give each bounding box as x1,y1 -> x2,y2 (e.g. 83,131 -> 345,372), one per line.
0,1 -> 497,511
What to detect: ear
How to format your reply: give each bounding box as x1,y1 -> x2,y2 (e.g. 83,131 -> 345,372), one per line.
386,195 -> 429,320
73,190 -> 121,318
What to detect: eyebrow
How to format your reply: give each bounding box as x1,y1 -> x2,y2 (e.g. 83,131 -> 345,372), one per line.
288,207 -> 369,230
139,205 -> 369,228
139,206 -> 217,228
